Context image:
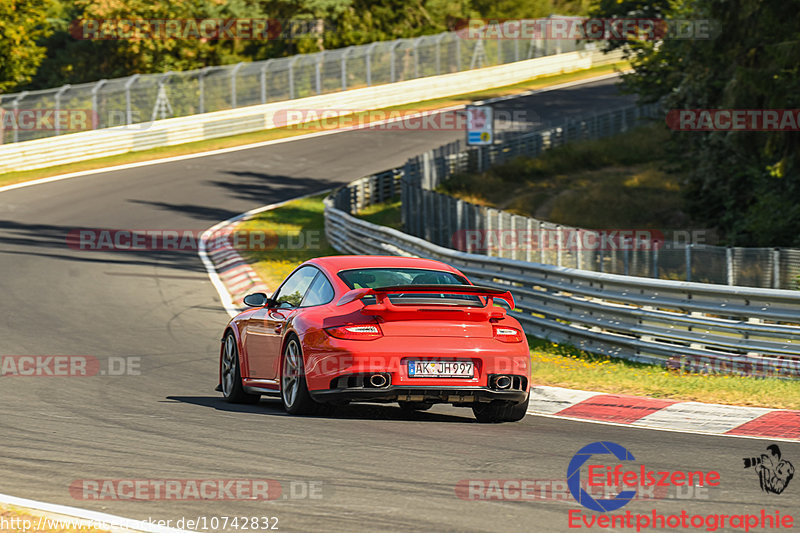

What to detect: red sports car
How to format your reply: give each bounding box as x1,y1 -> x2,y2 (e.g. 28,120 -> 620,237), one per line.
217,256 -> 531,422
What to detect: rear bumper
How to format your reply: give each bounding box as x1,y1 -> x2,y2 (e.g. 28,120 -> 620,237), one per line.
309,385 -> 528,405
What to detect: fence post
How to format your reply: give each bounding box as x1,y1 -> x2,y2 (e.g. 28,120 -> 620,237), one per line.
198,67 -> 212,114
435,34 -> 445,74
90,80 -> 107,129
341,47 -> 353,90
124,75 -> 140,125
726,247 -> 734,286
653,241 -> 659,279
685,244 -> 692,282
526,218 -> 534,263
315,52 -> 324,94
413,39 -> 420,78
556,225 -> 563,267
259,60 -> 274,104
365,42 -> 377,86
288,56 -> 300,99
623,237 -> 630,276
390,41 -> 402,82
11,92 -> 28,143
54,85 -> 71,136
773,248 -> 781,289
576,229 -> 583,269
230,62 -> 244,108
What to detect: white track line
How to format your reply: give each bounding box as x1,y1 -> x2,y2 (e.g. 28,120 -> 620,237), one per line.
0,493 -> 196,533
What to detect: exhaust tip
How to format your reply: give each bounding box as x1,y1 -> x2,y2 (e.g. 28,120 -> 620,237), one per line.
494,375 -> 512,390
369,373 -> 389,388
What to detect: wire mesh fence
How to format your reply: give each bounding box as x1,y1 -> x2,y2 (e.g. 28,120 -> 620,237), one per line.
329,103 -> 800,290
0,22 -> 588,144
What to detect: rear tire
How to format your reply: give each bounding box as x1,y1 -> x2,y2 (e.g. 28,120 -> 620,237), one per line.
280,336 -> 320,415
472,395 -> 529,423
220,333 -> 260,404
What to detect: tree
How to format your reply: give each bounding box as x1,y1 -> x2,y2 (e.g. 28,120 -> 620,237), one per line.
591,0 -> 800,247
0,0 -> 54,92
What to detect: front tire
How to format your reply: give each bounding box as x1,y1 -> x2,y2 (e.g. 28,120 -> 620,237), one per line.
472,395 -> 529,423
280,336 -> 319,415
221,332 -> 260,404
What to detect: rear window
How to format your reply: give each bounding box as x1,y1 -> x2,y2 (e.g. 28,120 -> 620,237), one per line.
338,268 -> 481,306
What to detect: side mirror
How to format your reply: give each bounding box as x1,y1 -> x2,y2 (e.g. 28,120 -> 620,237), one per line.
243,292 -> 269,307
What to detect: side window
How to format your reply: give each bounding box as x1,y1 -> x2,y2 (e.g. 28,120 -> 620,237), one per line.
301,273 -> 335,307
273,266 -> 319,308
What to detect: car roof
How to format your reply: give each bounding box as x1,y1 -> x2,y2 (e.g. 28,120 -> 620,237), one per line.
307,255 -> 462,274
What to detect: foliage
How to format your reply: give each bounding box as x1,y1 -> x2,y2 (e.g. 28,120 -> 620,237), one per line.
0,0 -> 55,91
591,0 -> 800,246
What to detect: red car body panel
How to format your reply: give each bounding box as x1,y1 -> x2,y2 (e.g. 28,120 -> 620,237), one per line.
219,256 -> 531,405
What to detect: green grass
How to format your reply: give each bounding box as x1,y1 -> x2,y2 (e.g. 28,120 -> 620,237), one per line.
235,194 -> 797,410
0,61 -> 627,189
440,122 -> 690,230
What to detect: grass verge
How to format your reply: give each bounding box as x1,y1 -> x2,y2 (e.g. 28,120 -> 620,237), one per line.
439,121 -> 690,230
236,194 -> 797,410
0,62 -> 627,189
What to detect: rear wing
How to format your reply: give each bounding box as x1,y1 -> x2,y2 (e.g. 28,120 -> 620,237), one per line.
336,284 -> 515,316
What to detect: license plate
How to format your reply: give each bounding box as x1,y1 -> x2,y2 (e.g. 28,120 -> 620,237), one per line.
408,361 -> 474,378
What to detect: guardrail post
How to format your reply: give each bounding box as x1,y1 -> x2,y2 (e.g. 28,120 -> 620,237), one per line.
10,92 -> 28,143
124,74 -> 140,125
726,247 -> 735,286
90,80 -> 107,129
773,248 -> 781,289
54,85 -> 71,136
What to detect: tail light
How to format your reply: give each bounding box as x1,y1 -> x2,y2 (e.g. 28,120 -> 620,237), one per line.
325,324 -> 383,340
493,325 -> 523,343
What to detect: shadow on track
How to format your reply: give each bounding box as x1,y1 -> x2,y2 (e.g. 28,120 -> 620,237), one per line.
165,395 -> 475,423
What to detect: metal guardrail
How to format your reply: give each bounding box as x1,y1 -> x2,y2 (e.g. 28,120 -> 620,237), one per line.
0,23 -> 588,144
324,185 -> 800,377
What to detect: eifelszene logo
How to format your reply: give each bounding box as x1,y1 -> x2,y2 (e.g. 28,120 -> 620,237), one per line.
567,441 -> 721,512
744,445 -> 794,495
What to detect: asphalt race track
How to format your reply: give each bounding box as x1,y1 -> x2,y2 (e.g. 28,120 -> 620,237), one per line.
1,78 -> 797,532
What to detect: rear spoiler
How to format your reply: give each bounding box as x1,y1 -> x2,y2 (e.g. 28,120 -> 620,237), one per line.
336,284 -> 515,312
